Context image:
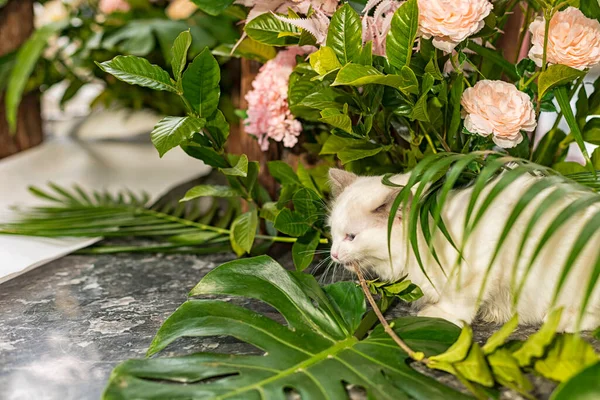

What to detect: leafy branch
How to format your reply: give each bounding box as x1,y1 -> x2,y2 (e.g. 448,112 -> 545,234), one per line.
0,183 -> 327,255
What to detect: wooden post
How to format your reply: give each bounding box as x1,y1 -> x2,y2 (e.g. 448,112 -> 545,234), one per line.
497,5 -> 529,64
0,0 -> 43,159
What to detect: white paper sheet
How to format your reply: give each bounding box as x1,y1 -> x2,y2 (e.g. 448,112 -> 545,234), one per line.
0,138 -> 211,283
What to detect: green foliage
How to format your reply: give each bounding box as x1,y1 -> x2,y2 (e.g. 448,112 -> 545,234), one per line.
182,47 -> 221,117
96,56 -> 179,92
538,64 -> 586,100
230,209 -> 258,255
103,256 -> 468,400
310,46 -> 342,76
5,20 -> 68,133
326,4 -> 363,65
550,362 -> 600,400
367,277 -> 424,303
190,0 -> 235,16
151,116 -> 206,157
386,0 -> 419,70
245,13 -> 300,46
0,183 -> 233,254
170,30 -> 192,81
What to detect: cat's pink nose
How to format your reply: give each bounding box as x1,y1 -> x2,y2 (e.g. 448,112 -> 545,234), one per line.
331,252 -> 339,260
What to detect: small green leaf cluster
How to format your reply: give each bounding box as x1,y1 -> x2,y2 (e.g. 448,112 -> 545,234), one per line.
429,310 -> 599,399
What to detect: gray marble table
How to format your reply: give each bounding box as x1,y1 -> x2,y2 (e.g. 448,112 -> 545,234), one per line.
0,252 -> 234,400
0,251 -> 598,400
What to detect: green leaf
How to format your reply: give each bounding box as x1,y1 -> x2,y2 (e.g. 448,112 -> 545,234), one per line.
482,314 -> 519,354
409,94 -> 430,122
467,41 -> 518,81
245,13 -> 300,46
583,118 -> 600,145
230,209 -> 258,256
338,143 -> 388,164
151,116 -> 206,157
106,256 -> 467,400
190,0 -> 234,16
96,56 -> 177,93
204,109 -> 229,150
332,63 -> 419,94
580,0 -> 600,20
555,86 -> 595,174
0,183 -> 234,254
182,47 -> 221,117
171,30 -> 192,82
455,343 -> 495,387
430,325 -> 473,364
319,109 -> 353,134
538,64 -> 586,100
228,37 -> 277,63
267,161 -> 301,186
326,4 -> 362,65
323,281 -> 366,334
553,161 -> 587,175
487,349 -> 532,393
513,308 -> 563,367
309,46 -> 342,76
292,230 -> 321,271
534,334 -> 598,382
550,361 -> 600,400
292,188 -> 320,224
320,135 -> 360,155
181,185 -> 242,201
182,141 -> 229,168
6,20 -> 68,133
168,231 -> 220,245
220,154 -> 248,177
386,0 -> 419,70
260,202 -> 281,222
274,208 -> 311,237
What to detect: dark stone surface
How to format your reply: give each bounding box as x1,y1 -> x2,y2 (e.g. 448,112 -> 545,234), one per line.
0,252 -> 598,400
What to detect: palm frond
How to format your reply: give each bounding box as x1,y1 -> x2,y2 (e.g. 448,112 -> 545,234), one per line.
0,184 -> 236,254
387,152 -> 600,330
564,170 -> 600,192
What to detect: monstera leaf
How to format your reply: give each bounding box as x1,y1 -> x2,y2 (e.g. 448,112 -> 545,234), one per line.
103,256 -> 468,400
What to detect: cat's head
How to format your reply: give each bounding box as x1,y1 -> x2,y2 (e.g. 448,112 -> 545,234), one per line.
327,169 -> 408,281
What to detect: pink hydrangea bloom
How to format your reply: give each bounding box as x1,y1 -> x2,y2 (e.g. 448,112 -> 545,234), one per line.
99,0 -> 131,14
244,47 -> 313,151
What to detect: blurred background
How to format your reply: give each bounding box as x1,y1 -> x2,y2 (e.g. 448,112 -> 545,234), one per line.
0,0 -> 242,156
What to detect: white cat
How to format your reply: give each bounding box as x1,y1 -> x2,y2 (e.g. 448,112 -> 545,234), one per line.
328,168 -> 600,332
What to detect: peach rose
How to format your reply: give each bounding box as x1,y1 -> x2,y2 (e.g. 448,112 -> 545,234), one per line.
461,80 -> 537,148
529,7 -> 600,70
418,0 -> 493,52
166,0 -> 198,20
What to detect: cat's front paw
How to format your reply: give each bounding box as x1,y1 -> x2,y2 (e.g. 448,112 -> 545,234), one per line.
417,304 -> 465,327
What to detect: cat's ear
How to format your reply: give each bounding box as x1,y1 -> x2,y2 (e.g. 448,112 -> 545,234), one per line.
329,169 -> 357,197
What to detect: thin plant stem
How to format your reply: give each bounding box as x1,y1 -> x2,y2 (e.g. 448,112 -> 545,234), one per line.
533,9 -> 554,155
145,208 -> 328,244
352,263 -> 429,364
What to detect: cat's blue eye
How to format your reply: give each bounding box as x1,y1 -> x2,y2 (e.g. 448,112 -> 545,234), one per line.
345,233 -> 356,241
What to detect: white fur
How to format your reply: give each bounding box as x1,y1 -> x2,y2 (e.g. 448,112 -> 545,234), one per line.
328,170 -> 600,332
